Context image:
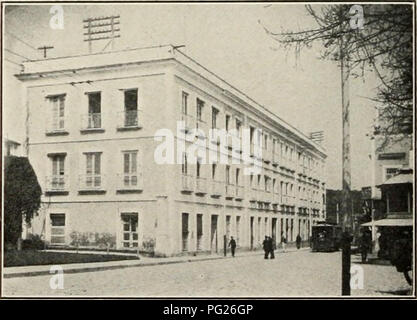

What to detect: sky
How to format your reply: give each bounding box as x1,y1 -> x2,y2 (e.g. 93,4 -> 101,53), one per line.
3,3 -> 379,190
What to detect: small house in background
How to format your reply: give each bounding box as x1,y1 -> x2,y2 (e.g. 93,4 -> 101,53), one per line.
3,138 -> 23,157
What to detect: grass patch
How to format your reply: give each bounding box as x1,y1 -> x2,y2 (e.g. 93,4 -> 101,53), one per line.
4,250 -> 139,267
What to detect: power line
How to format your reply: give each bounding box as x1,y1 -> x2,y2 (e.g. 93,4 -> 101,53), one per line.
4,48 -> 31,61
5,31 -> 39,52
4,58 -> 22,67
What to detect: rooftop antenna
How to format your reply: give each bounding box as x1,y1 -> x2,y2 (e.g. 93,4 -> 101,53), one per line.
38,45 -> 54,58
83,15 -> 120,54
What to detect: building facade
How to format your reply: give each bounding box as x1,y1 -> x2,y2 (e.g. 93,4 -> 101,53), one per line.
18,45 -> 326,256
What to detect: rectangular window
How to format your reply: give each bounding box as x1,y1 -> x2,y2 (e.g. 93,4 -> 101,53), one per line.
182,91 -> 188,115
50,213 -> 66,245
197,214 -> 203,251
236,168 -> 240,186
85,152 -> 101,188
122,151 -> 138,187
212,163 -> 217,180
226,165 -> 231,185
235,119 -> 242,137
384,167 -> 399,181
121,213 -> 138,248
87,92 -> 101,129
225,114 -> 231,132
196,157 -> 202,178
124,89 -> 138,127
49,95 -> 66,131
196,98 -> 204,121
182,152 -> 188,175
50,154 -> 66,190
212,107 -> 219,129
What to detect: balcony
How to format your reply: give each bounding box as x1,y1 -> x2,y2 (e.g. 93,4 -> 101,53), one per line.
181,174 -> 194,193
79,174 -> 105,194
45,175 -> 69,194
180,113 -> 194,133
235,185 -> 244,200
272,152 -> 279,166
195,177 -> 207,194
117,110 -> 141,131
263,148 -> 272,163
117,173 -> 143,193
249,188 -> 258,202
195,119 -> 207,139
225,183 -> 235,199
210,180 -> 223,197
272,193 -> 280,206
80,113 -> 104,133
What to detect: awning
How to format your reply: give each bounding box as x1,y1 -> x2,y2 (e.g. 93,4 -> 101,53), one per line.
378,173 -> 413,186
361,218 -> 413,227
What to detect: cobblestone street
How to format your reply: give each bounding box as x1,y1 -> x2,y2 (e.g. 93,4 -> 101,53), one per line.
3,250 -> 412,297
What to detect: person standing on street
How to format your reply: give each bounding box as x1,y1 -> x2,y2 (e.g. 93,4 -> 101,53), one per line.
228,236 -> 237,257
281,234 -> 287,253
269,236 -> 275,259
262,236 -> 270,259
296,234 -> 302,250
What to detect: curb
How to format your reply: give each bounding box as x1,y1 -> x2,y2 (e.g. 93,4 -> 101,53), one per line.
3,248 -> 309,279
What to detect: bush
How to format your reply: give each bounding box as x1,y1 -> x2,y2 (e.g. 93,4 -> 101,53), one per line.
22,234 -> 45,250
70,231 -> 116,248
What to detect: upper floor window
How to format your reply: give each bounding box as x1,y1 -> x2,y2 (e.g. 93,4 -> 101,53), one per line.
225,114 -> 231,132
46,154 -> 67,192
47,94 -> 66,132
196,98 -> 204,122
182,152 -> 188,176
235,119 -> 242,137
80,152 -> 103,190
196,157 -> 202,178
123,89 -> 138,127
212,163 -> 217,180
226,165 -> 231,185
182,91 -> 189,115
86,92 -> 102,129
212,107 -> 219,129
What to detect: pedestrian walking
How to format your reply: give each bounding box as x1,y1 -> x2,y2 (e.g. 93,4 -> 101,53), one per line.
281,234 -> 287,252
269,236 -> 275,259
296,234 -> 302,250
359,231 -> 370,263
228,236 -> 237,257
262,236 -> 270,259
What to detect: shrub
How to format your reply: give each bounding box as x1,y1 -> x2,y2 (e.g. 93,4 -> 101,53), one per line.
22,234 -> 45,250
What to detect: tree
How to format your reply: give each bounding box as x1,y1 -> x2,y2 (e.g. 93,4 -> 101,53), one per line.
261,4 -> 413,138
4,156 -> 42,248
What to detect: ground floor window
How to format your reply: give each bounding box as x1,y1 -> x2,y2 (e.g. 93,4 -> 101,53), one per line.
50,213 -> 66,245
182,213 -> 189,252
121,213 -> 138,248
196,214 -> 203,251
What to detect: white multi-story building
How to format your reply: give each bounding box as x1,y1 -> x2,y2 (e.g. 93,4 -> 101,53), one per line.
17,45 -> 326,256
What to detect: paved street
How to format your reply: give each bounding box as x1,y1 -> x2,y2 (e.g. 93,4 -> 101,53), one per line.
2,250 -> 412,297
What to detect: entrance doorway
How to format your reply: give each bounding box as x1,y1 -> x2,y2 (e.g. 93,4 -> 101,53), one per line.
196,214 -> 203,251
210,215 -> 218,253
250,217 -> 254,250
182,213 -> 189,252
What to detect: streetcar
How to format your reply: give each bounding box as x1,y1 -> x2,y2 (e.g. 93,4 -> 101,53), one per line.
311,223 -> 342,252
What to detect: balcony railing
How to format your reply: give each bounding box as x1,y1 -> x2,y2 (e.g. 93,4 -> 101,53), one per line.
81,113 -> 102,130
117,173 -> 143,191
180,113 -> 194,133
117,110 -> 141,129
225,183 -> 235,198
79,174 -> 105,191
181,174 -> 194,192
211,180 -> 223,196
195,177 -> 207,194
272,152 -> 279,166
235,185 -> 244,200
195,119 -> 207,138
249,188 -> 258,202
45,175 -> 69,192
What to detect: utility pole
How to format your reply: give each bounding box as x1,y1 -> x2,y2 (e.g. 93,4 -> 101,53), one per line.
37,46 -> 54,58
83,15 -> 120,54
340,14 -> 353,296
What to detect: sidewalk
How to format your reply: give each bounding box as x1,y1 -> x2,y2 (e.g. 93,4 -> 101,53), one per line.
3,247 -> 310,279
